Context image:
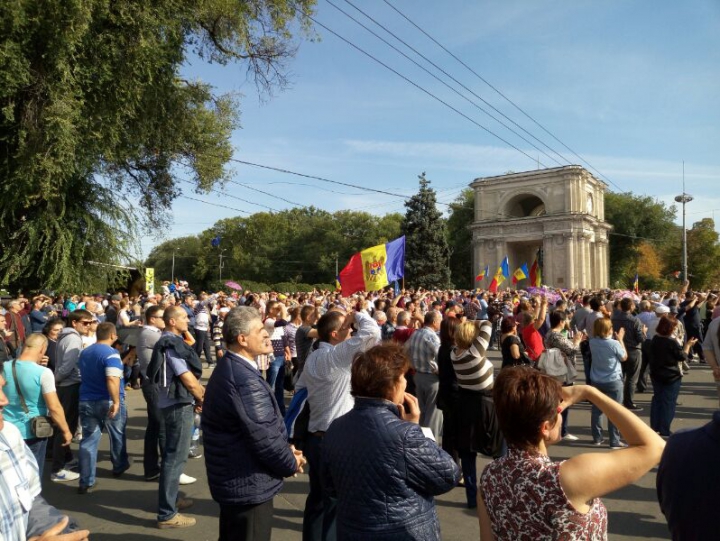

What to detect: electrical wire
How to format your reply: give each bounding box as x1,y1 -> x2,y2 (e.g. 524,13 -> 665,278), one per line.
296,7 -> 548,168
336,0 -> 569,167
380,0 -> 626,193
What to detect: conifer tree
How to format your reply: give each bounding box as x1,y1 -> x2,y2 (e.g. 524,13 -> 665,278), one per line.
401,173 -> 452,289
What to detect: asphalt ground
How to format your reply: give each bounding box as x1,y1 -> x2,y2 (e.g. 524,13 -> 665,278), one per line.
40,351 -> 719,541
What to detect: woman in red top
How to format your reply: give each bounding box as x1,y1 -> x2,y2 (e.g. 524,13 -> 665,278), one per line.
521,296 -> 547,363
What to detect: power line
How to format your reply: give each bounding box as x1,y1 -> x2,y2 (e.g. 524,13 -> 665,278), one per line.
228,157 -> 455,206
335,0 -> 569,167
298,8 -> 548,168
179,178 -> 281,212
380,0 -> 626,193
180,195 -> 252,214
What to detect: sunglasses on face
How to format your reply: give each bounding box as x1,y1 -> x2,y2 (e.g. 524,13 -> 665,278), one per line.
78,320 -> 94,326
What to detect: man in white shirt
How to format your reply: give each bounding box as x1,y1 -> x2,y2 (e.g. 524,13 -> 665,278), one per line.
296,309 -> 380,541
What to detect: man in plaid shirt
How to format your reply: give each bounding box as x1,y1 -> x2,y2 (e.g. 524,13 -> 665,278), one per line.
405,311 -> 443,438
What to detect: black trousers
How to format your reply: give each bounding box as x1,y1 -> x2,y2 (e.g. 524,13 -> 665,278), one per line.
52,383 -> 80,473
302,433 -> 337,541
141,381 -> 166,479
195,329 -> 214,365
622,348 -> 642,408
219,498 -> 273,541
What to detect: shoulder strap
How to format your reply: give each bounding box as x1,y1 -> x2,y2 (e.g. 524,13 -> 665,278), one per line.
11,360 -> 30,414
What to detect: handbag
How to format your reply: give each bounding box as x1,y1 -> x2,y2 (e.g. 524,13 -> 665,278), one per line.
11,361 -> 54,439
538,348 -> 578,384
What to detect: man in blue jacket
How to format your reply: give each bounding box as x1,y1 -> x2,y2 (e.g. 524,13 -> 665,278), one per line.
203,306 -> 305,541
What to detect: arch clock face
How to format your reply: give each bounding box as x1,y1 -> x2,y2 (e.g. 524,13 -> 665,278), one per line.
586,194 -> 594,214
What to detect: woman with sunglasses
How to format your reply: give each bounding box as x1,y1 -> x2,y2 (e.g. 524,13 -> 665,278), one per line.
478,367 -> 665,540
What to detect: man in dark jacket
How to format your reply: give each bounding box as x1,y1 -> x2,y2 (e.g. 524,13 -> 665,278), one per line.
202,306 -> 304,541
611,298 -> 645,411
147,306 -> 204,529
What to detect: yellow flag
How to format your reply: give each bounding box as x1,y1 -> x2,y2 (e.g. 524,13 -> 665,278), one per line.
360,243 -> 389,291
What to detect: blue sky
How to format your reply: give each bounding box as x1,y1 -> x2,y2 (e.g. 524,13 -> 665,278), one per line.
139,0 -> 720,258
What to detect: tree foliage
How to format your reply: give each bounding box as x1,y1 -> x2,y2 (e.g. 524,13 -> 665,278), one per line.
401,173 -> 452,289
144,208 -> 403,290
0,0 -> 316,291
446,188 -> 474,288
663,218 -> 720,289
604,192 -> 677,285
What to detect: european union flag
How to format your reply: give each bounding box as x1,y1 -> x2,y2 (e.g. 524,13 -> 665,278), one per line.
211,236 -> 221,248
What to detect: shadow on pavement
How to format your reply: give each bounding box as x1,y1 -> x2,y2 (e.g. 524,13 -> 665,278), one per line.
607,511 -> 670,539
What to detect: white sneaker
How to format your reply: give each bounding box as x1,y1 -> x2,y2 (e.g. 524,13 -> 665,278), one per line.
51,469 -> 80,482
179,473 -> 197,485
563,434 -> 579,441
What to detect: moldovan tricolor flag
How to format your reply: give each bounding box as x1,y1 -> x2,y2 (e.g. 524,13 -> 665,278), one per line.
489,257 -> 510,293
530,256 -> 542,287
633,272 -> 639,293
475,265 -> 489,282
339,236 -> 405,296
512,263 -> 529,285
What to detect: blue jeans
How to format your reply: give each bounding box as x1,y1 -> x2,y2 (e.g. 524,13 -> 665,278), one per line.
591,379 -> 624,447
158,403 -> 194,522
79,399 -> 129,488
26,438 -> 49,479
266,354 -> 284,388
650,378 -> 681,436
267,355 -> 286,416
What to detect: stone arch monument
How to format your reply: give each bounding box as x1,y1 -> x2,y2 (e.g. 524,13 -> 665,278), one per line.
470,166 -> 611,289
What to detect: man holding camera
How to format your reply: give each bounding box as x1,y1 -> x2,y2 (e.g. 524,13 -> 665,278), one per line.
296,307 -> 380,541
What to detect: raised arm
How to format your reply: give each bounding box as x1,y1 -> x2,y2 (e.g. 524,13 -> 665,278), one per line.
558,385 -> 665,510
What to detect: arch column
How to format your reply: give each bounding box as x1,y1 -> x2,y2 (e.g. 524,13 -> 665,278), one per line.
565,233 -> 576,288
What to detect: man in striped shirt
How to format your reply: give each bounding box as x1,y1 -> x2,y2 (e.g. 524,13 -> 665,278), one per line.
405,311 -> 443,439
0,363 -> 89,540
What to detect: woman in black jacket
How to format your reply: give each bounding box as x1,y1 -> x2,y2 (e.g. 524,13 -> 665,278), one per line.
649,316 -> 696,436
322,343 -> 459,541
436,317 -> 461,464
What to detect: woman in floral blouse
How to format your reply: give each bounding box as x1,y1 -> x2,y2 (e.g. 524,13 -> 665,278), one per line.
478,367 -> 665,541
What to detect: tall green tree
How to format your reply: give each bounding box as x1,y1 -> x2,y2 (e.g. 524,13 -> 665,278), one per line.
604,192 -> 677,286
0,0 -> 316,291
663,218 -> 720,289
446,188 -> 474,288
401,173 -> 452,289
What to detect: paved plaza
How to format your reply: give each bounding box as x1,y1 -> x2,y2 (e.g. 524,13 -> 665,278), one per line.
41,351 -> 719,541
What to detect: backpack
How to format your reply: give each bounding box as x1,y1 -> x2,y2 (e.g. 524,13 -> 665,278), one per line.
538,348 -> 577,384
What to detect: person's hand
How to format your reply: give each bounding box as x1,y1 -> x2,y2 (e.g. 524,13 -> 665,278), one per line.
560,384 -> 591,411
39,355 -> 49,367
616,327 -> 625,340
290,445 -> 307,474
397,392 -> 421,424
108,402 -> 119,419
28,516 -> 90,541
61,430 -> 73,447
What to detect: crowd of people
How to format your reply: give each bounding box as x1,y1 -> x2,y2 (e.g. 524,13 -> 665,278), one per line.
1,280 -> 720,540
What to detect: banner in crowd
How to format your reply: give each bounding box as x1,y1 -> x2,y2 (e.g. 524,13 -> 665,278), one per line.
145,268 -> 155,295
339,236 -> 405,296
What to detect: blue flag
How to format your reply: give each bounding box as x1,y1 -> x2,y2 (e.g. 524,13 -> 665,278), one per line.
211,236 -> 221,248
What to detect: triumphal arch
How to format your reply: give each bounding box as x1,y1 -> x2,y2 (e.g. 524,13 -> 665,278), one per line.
470,166 -> 611,289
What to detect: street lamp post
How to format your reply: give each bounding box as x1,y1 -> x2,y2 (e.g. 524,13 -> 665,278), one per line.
219,249 -> 227,281
674,192 -> 694,282
171,248 -> 179,283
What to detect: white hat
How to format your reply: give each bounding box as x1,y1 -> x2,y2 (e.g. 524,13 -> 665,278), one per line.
655,304 -> 670,314
650,293 -> 661,301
